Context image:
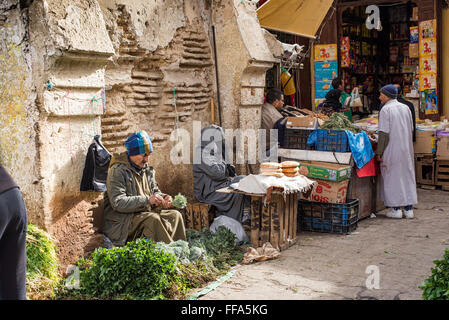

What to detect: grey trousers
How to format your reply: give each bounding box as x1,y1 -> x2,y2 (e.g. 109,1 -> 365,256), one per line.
0,188 -> 27,300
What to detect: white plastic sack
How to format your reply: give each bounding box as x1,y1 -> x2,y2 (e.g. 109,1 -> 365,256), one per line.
350,87 -> 363,107
210,215 -> 249,245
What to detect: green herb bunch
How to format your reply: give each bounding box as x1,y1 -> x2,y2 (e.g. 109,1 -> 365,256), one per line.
26,224 -> 60,299
186,226 -> 244,270
77,238 -> 178,299
319,112 -> 361,133
420,248 -> 449,300
172,193 -> 187,209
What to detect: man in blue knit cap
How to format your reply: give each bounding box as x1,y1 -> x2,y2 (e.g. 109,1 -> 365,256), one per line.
102,130 -> 186,246
376,84 -> 417,219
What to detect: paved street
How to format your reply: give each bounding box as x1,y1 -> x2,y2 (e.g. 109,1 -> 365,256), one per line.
200,188 -> 449,300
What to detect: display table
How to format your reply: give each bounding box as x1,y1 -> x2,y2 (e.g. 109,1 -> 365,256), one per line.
279,148 -> 384,219
216,187 -> 300,251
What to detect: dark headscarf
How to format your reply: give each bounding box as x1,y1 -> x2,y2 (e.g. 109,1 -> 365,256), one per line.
324,89 -> 342,111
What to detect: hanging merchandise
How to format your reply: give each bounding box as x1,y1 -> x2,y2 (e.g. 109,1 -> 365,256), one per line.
340,37 -> 350,68
80,135 -> 112,192
281,67 -> 296,96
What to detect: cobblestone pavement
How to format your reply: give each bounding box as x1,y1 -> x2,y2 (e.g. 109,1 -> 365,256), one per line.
200,189 -> 449,300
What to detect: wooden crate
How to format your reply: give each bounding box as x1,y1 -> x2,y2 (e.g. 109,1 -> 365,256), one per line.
436,160 -> 449,186
415,154 -> 435,185
183,203 -> 214,231
250,193 -> 298,251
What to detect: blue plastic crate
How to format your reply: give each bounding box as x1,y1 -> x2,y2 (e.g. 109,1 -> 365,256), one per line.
298,199 -> 358,234
315,129 -> 350,152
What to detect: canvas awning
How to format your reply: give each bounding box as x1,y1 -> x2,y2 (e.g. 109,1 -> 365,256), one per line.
257,0 -> 334,39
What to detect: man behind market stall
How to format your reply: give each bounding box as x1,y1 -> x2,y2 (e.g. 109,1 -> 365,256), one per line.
261,88 -> 287,154
376,84 -> 417,219
102,130 -> 186,247
393,83 -> 416,142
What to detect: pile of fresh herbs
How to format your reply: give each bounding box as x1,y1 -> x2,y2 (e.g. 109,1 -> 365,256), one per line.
186,226 -> 245,270
26,224 -> 61,299
319,112 -> 361,134
58,226 -> 244,300
420,248 -> 449,300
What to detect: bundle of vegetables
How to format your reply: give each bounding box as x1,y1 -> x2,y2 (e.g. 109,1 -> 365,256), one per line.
172,193 -> 187,209
70,238 -> 179,299
319,112 -> 361,134
155,240 -> 206,264
186,227 -> 244,270
26,224 -> 61,299
420,248 -> 449,300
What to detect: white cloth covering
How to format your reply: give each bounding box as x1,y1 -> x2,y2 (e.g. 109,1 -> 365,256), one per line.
378,99 -> 417,207
231,174 -> 315,196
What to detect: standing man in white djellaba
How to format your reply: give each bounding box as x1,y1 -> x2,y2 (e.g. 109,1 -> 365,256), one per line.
375,84 -> 417,219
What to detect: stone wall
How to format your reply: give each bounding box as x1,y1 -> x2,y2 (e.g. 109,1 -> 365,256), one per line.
0,0 -> 42,224
1,0 -> 277,273
98,0 -> 216,199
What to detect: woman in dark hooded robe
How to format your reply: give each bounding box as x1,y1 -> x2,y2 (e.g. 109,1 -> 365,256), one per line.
193,125 -> 246,223
321,89 -> 342,117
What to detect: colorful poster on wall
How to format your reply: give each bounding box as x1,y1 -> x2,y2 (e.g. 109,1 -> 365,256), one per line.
421,88 -> 438,115
315,79 -> 333,99
419,19 -> 436,39
420,72 -> 437,90
420,37 -> 437,56
314,61 -> 338,80
314,44 -> 338,61
410,26 -> 419,43
419,55 -> 437,74
314,44 -> 338,101
419,19 -> 438,115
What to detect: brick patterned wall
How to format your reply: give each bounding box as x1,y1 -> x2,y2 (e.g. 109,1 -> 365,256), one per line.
101,5 -> 215,154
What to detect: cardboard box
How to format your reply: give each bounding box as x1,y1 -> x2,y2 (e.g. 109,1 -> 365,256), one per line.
414,130 -> 435,154
437,136 -> 449,160
411,7 -> 418,21
301,179 -> 349,204
298,161 -> 352,182
409,43 -> 419,58
286,116 -> 318,129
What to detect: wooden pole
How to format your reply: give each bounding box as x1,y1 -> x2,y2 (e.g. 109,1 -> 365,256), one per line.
210,98 -> 215,124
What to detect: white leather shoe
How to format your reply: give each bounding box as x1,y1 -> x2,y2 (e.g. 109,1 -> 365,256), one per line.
404,209 -> 414,219
386,209 -> 403,219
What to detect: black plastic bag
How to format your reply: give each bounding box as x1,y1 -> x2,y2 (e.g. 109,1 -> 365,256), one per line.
80,135 -> 111,192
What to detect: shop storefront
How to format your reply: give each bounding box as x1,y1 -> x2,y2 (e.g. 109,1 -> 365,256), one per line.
314,0 -> 443,121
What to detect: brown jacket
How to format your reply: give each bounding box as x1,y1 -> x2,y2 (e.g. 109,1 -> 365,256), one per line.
261,102 -> 283,150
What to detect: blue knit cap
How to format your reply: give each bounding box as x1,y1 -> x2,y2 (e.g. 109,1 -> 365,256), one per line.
124,131 -> 153,156
380,84 -> 398,99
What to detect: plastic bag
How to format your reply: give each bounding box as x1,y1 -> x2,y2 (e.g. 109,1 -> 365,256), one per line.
350,87 -> 363,107
210,215 -> 249,245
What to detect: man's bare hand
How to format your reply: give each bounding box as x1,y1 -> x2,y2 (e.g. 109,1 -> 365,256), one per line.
376,154 -> 382,163
162,195 -> 172,209
149,194 -> 164,206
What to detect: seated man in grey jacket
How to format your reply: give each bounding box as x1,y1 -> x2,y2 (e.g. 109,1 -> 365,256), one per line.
102,131 -> 186,247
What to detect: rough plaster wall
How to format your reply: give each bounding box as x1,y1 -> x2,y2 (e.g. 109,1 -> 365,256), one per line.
0,1 -> 42,225
212,0 -> 275,173
99,0 -> 216,201
26,0 -> 114,273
